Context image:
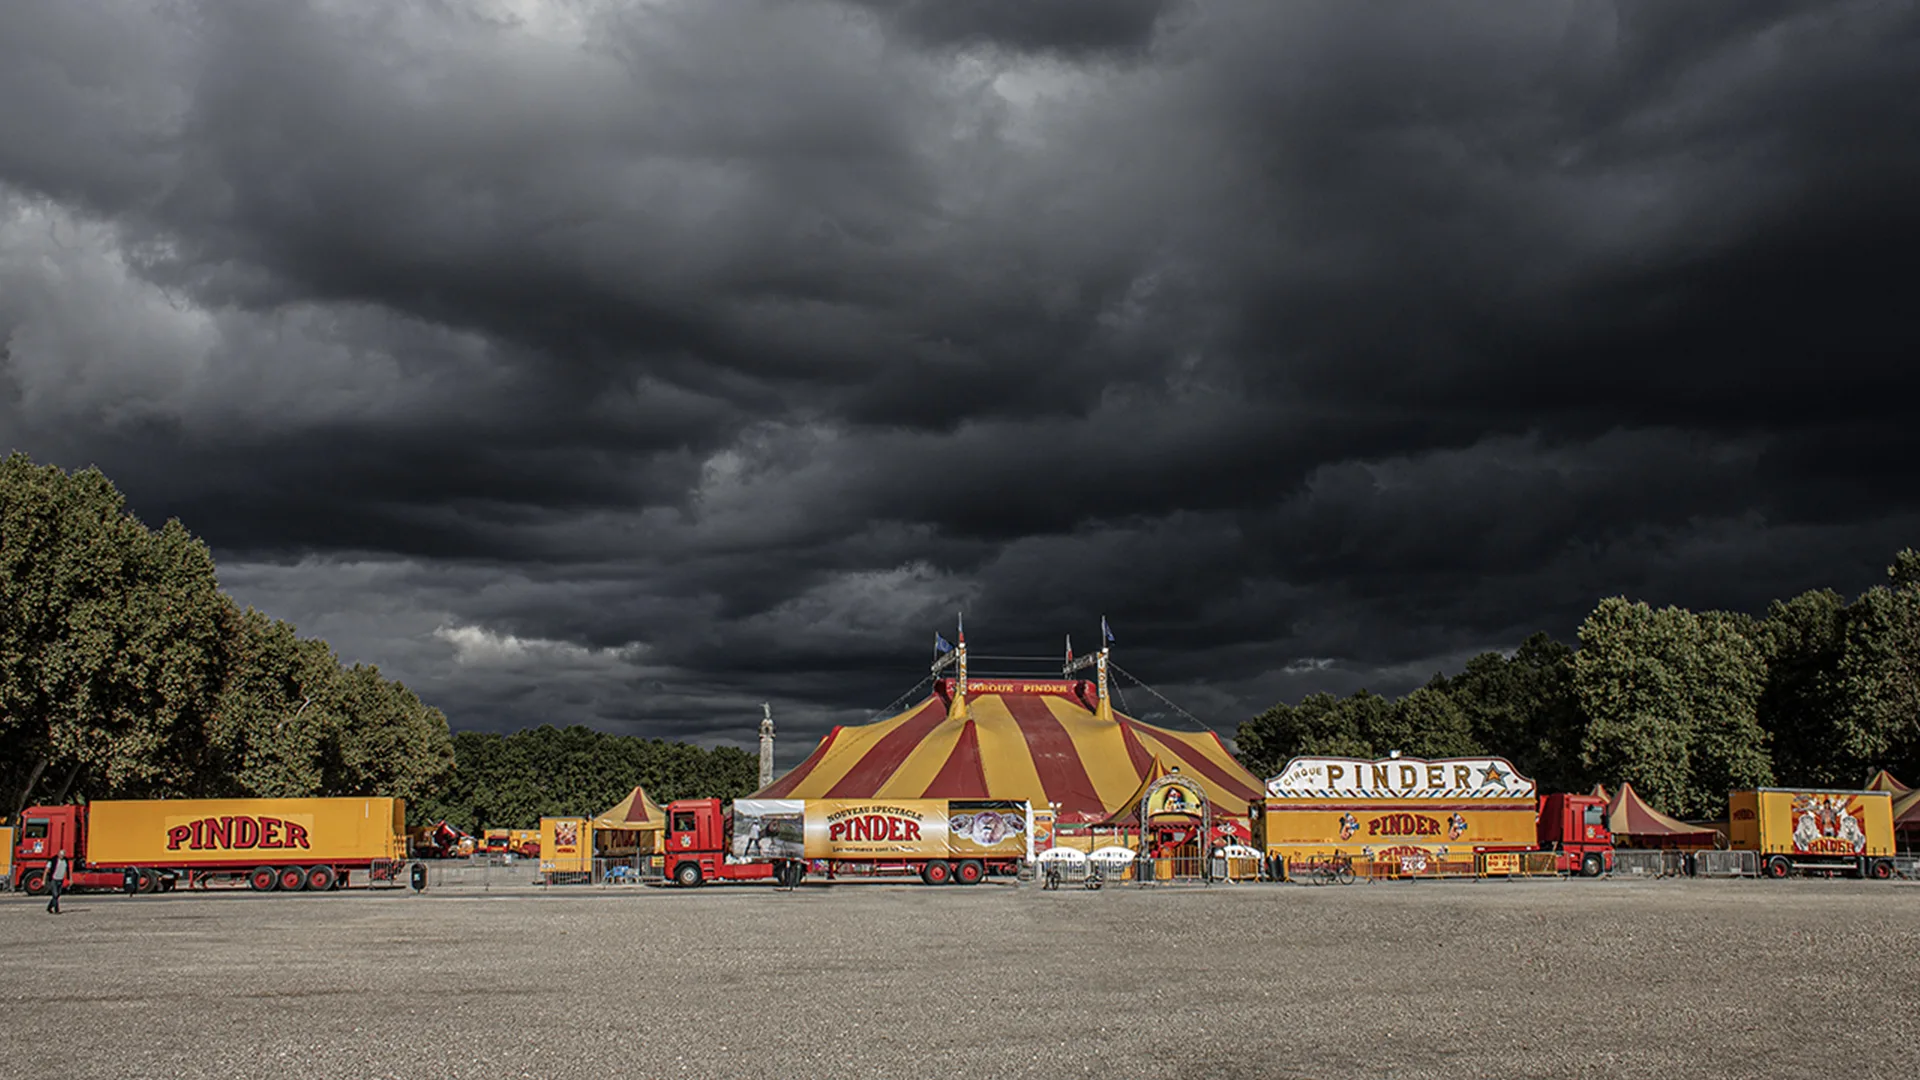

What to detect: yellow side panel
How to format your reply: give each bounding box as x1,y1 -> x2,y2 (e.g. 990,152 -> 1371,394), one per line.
1263,800 -> 1537,858
1737,790 -> 1893,857
1728,791 -> 1760,851
539,818 -> 590,873
86,799 -> 404,864
0,826 -> 11,880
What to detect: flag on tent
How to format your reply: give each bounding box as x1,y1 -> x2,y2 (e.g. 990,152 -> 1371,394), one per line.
1102,616 -> 1116,644
934,632 -> 953,655
1065,634 -> 1074,663
957,612 -> 965,644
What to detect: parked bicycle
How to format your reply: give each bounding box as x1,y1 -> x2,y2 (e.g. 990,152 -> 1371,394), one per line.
1312,856 -> 1356,886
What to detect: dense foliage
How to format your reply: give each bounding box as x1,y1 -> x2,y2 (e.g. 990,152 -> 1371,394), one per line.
1,454 -> 754,829
0,454 -> 456,818
410,727 -> 760,833
1238,553 -> 1920,819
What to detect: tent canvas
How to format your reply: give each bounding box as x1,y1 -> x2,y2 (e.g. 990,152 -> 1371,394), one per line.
1865,769 -> 1911,794
1606,781 -> 1719,848
591,785 -> 666,856
754,680 -> 1263,824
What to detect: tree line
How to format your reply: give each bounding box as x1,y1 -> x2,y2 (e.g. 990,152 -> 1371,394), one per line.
1236,551 -> 1920,820
0,455 -> 757,827
410,727 -> 759,833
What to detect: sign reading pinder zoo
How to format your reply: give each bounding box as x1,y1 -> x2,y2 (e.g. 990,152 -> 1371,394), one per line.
1261,755 -> 1540,866
728,799 -> 1030,862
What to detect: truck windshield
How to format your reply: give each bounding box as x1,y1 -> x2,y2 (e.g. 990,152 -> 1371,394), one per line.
1583,806 -> 1604,827
23,819 -> 47,840
671,812 -> 697,833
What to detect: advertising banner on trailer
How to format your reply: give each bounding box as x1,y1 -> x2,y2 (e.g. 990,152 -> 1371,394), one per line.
728,799 -> 1029,861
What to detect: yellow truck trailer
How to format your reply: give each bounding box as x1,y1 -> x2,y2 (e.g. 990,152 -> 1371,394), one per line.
11,798 -> 406,895
1728,788 -> 1896,879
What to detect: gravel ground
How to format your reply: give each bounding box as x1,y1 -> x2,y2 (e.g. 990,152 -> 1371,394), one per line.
3,876 -> 1917,1079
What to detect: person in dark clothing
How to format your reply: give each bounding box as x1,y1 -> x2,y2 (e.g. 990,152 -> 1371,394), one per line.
47,850 -> 69,914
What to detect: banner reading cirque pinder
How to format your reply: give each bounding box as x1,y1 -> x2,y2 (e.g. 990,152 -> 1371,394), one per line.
729,799 -> 1027,861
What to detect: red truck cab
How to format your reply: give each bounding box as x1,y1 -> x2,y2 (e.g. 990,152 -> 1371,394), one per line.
12,806 -> 138,893
1536,793 -> 1613,876
664,799 -> 778,888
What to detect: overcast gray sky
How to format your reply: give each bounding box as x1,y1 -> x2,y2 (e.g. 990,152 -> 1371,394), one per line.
3,1 -> 1915,766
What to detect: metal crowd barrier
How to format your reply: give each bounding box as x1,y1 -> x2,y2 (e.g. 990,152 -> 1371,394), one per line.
1892,856 -> 1920,881
1691,850 -> 1758,878
1610,849 -> 1691,878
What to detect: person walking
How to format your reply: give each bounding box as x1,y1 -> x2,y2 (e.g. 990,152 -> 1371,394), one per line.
46,849 -> 69,914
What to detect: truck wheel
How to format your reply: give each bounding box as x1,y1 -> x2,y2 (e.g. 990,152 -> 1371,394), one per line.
135,868 -> 158,894
921,860 -> 952,885
955,859 -> 985,885
1871,859 -> 1894,880
21,869 -> 48,896
674,862 -> 703,888
305,865 -> 337,892
250,866 -> 280,892
1765,855 -> 1792,880
277,866 -> 308,891
1580,853 -> 1603,878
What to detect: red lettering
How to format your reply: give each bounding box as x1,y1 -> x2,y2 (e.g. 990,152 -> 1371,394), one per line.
191,819 -> 205,850
888,817 -> 903,841
285,822 -> 310,849
167,825 -> 191,850
904,820 -> 920,841
209,817 -> 232,848
260,818 -> 283,848
830,822 -> 846,842
234,817 -> 260,849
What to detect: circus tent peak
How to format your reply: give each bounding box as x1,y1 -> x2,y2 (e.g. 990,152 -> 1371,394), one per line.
592,785 -> 665,831
1605,781 -> 1717,844
1864,769 -> 1910,794
753,678 -> 1263,824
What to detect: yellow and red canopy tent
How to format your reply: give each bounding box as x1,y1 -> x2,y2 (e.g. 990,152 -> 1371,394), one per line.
591,785 -> 667,854
755,678 -> 1263,825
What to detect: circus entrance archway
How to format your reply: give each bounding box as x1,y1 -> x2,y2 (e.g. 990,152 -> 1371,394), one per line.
1134,769 -> 1213,884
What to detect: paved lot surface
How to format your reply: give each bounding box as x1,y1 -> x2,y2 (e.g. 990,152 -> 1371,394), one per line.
3,877 -> 1917,1079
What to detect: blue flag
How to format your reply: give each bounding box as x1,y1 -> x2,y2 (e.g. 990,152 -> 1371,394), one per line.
1102,616 -> 1116,644
934,632 -> 953,655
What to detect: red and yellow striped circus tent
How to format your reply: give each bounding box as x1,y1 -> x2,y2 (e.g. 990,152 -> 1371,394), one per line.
754,678 -> 1263,824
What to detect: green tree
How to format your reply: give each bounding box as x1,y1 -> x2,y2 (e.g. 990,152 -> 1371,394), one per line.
1753,589 -> 1849,786
1574,598 -> 1772,819
1235,692 -> 1374,778
1831,569 -> 1920,782
0,455 -> 230,815
1433,633 -> 1587,790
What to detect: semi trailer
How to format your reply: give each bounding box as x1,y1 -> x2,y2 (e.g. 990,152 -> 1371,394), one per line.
664,797 -> 1033,887
11,798 -> 407,894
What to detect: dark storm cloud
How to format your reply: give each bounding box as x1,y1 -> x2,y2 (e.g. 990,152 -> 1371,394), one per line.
841,0 -> 1181,55
2,0 -> 1917,762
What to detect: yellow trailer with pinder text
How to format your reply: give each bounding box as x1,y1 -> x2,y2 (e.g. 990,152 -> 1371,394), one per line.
1260,755 -> 1614,879
1729,788 -> 1895,880
10,798 -> 406,895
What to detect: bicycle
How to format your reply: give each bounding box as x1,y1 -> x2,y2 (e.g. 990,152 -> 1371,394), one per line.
1313,856 -> 1356,886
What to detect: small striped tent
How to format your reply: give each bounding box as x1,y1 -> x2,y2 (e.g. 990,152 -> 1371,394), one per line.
755,679 -> 1263,823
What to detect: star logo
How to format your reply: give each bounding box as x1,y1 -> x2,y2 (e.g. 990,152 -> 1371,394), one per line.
1479,763 -> 1508,787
